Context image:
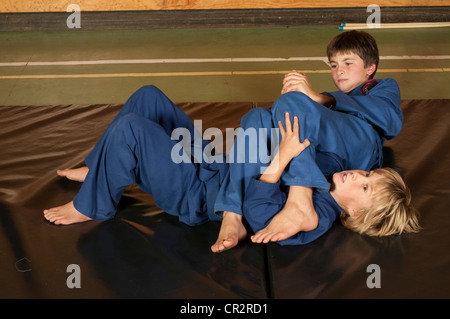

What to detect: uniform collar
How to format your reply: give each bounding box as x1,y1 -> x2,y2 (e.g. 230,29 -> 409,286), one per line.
348,79 -> 379,96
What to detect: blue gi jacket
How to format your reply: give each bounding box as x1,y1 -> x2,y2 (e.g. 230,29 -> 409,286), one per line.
327,78 -> 402,141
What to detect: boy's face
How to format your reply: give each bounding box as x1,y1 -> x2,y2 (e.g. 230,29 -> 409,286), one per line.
330,170 -> 383,217
329,52 -> 376,93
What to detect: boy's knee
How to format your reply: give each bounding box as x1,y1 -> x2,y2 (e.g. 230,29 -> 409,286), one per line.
116,113 -> 156,134
135,85 -> 163,97
125,85 -> 169,115
240,107 -> 272,129
272,92 -> 318,121
114,114 -> 162,140
116,113 -> 142,128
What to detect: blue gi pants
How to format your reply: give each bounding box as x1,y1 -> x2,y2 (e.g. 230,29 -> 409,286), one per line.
73,85 -> 213,225
214,91 -> 381,216
214,107 -> 277,216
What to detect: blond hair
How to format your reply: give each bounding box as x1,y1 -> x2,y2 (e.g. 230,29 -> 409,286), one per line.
340,168 -> 421,237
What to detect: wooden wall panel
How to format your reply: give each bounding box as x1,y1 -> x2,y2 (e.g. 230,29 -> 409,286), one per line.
1,0 -> 448,13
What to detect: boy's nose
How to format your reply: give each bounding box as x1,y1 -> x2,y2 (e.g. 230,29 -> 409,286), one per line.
352,171 -> 365,180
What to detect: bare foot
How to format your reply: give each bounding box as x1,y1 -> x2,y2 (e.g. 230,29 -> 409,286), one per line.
57,167 -> 89,182
211,211 -> 247,253
43,201 -> 92,225
250,201 -> 318,243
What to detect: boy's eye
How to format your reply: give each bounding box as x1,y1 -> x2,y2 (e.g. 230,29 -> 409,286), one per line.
363,185 -> 368,192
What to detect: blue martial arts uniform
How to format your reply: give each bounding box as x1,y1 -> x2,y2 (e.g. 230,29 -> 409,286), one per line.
243,152 -> 344,245
214,78 -> 402,219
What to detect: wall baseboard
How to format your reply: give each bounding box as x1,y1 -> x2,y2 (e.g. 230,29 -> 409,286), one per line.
1,7 -> 448,31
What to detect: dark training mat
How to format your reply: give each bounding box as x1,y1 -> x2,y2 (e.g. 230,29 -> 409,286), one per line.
0,99 -> 449,299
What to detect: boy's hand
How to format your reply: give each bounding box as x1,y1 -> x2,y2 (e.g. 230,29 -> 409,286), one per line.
281,70 -> 336,107
281,70 -> 317,98
278,112 -> 310,161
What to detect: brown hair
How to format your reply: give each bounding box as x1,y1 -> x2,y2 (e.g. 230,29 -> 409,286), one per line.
327,30 -> 380,79
340,168 -> 421,237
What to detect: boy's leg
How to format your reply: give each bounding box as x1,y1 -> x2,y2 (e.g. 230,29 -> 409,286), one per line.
85,85 -> 200,168
214,107 -> 277,216
250,185 -> 316,243
211,107 -> 276,252
271,91 -> 381,189
49,86 -> 201,223
46,113 -> 208,225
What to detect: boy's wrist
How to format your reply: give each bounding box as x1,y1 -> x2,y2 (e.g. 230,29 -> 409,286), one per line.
278,148 -> 294,166
322,94 -> 336,107
314,93 -> 335,107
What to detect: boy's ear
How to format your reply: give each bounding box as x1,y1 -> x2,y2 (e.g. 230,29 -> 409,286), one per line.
347,207 -> 361,218
366,63 -> 377,76
348,208 -> 356,217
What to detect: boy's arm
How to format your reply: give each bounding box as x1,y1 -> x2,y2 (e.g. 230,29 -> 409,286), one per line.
281,70 -> 336,107
260,112 -> 310,183
282,72 -> 402,139
326,78 -> 402,139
